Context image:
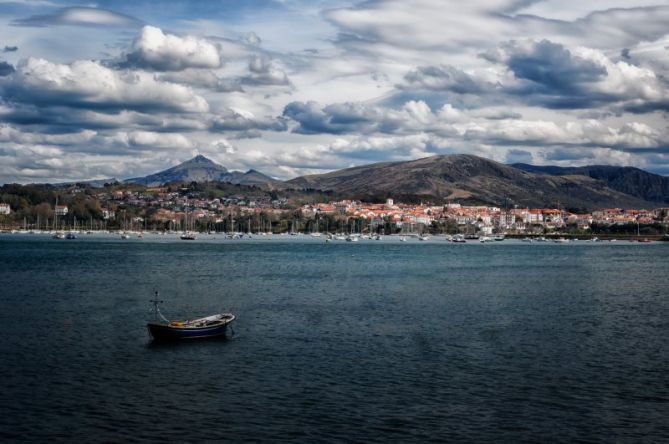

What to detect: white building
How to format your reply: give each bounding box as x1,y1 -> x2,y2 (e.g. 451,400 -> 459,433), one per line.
55,205 -> 68,216
102,209 -> 115,220
0,203 -> 10,215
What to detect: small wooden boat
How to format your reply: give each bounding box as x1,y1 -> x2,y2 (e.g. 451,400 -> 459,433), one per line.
147,293 -> 235,341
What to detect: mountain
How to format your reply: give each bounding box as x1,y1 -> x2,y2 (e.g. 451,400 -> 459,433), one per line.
125,155 -> 279,188
287,154 -> 664,209
511,164 -> 669,205
224,169 -> 279,187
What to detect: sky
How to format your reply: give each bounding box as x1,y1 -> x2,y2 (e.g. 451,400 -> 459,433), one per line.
1,0 -> 669,183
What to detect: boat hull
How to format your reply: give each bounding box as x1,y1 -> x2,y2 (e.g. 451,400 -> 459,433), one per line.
147,319 -> 232,341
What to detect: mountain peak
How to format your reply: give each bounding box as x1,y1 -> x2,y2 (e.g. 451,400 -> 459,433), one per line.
187,154 -> 216,164
124,155 -> 278,187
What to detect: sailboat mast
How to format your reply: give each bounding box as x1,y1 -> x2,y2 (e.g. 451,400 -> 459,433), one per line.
54,196 -> 58,231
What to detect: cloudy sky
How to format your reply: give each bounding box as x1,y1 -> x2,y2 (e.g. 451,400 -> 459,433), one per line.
1,0 -> 669,183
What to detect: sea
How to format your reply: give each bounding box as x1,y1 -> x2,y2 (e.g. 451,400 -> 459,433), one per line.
0,234 -> 668,442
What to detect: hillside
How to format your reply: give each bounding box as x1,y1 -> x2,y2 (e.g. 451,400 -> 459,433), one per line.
287,155 -> 661,209
511,164 -> 669,205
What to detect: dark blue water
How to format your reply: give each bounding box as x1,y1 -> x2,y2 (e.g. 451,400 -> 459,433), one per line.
1,235 -> 668,442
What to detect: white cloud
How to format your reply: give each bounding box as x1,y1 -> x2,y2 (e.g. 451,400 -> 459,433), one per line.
243,54 -> 290,86
122,26 -> 222,71
210,138 -> 237,154
122,131 -> 194,149
460,119 -> 663,149
2,57 -> 209,113
326,0 -> 669,54
14,6 -> 141,27
3,1 -> 669,182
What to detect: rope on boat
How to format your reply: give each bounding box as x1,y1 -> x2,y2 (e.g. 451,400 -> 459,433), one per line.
157,307 -> 171,324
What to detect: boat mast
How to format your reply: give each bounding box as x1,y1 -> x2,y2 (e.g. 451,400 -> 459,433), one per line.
184,197 -> 188,233
54,196 -> 58,232
150,291 -> 163,321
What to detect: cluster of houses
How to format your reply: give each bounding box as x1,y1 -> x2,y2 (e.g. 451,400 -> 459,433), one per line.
2,189 -> 666,233
94,189 -> 289,225
300,199 -> 668,233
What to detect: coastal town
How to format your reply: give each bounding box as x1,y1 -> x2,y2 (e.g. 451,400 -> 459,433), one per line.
1,184 -> 668,237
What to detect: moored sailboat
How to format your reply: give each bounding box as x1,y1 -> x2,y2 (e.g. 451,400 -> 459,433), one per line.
180,198 -> 197,240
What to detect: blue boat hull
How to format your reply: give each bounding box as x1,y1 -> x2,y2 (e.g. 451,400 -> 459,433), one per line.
147,322 -> 230,341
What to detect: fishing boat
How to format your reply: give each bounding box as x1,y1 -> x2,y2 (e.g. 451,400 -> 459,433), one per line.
147,293 -> 235,341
